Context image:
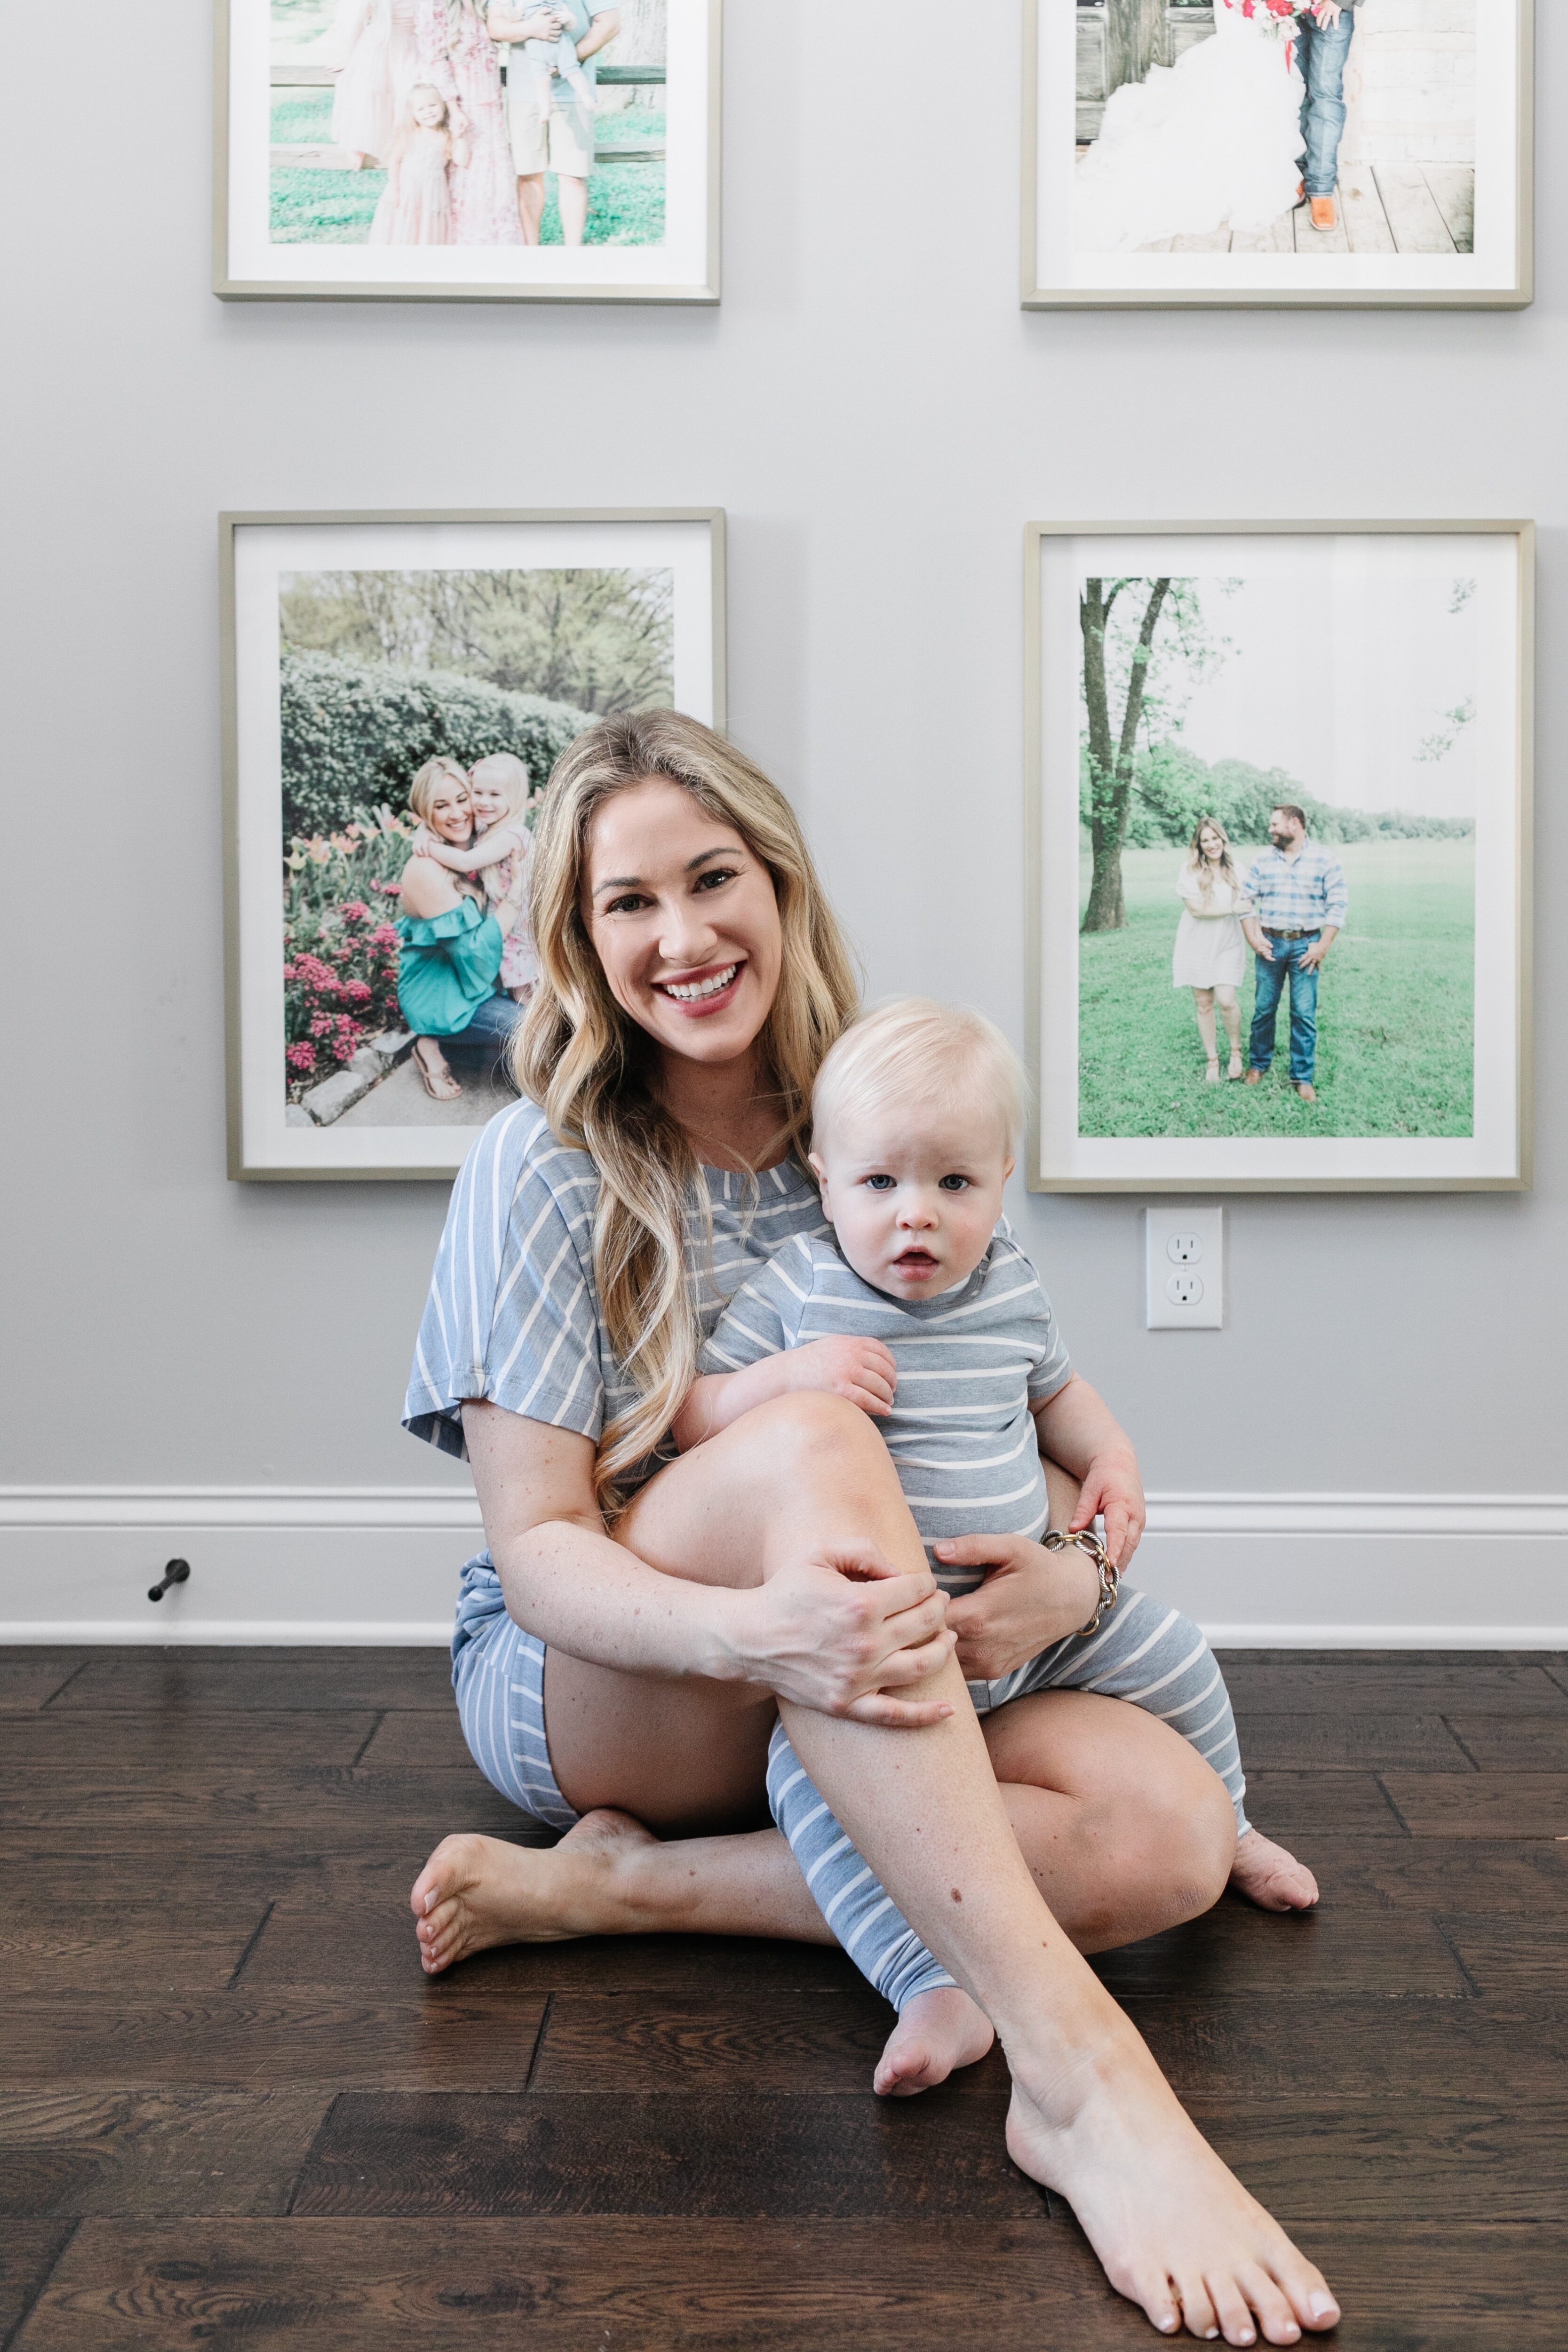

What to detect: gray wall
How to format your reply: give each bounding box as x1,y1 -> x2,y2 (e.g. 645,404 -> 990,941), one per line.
6,1 -> 1562,1509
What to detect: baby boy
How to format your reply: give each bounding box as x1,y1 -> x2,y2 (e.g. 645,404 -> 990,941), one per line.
673,999 -> 1313,2034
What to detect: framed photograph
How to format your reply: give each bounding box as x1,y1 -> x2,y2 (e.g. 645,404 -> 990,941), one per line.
1023,0 -> 1532,308
1026,521 -> 1533,1192
223,508 -> 725,1179
215,0 -> 719,302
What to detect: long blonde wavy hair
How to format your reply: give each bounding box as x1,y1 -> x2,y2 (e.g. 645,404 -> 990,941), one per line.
514,711 -> 860,1511
1186,814 -> 1239,902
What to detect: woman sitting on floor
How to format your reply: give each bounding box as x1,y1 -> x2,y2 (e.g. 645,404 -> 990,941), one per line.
400,710 -> 1340,2348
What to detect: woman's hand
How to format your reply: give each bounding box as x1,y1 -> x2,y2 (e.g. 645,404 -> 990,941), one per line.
1068,1447 -> 1146,1571
936,1534 -> 1102,1684
740,1546 -> 955,1727
783,1336 -> 897,1419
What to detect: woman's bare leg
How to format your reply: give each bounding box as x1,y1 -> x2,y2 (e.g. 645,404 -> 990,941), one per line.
583,1400 -> 1337,2339
414,1396 -> 1337,2339
1192,986 -> 1219,1075
1217,983 -> 1244,1075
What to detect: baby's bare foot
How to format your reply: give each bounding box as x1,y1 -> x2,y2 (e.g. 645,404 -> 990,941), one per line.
1004,2034 -> 1339,2342
1229,1830 -> 1319,1914
410,1808 -> 657,1975
873,1985 -> 995,2097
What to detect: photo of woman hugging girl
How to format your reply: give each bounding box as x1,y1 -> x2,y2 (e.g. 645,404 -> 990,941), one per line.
406,751 -> 539,999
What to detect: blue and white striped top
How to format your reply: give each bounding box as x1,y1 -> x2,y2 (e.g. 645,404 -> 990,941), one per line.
404,1098 -> 829,1469
700,1229 -> 1074,1595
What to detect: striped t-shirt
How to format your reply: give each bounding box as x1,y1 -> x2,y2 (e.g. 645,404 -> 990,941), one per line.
700,1229 -> 1073,1596
403,1099 -> 828,1645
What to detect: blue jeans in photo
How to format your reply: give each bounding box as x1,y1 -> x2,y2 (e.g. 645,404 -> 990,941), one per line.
445,991 -> 523,1087
1249,935 -> 1320,1083
1296,8 -> 1357,198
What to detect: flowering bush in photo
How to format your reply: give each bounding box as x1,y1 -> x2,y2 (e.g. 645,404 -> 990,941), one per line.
282,811 -> 409,1101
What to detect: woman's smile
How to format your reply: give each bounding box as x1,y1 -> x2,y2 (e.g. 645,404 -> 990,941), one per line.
656,960 -> 744,1010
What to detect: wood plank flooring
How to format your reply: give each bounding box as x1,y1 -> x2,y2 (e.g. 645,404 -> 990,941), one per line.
3,1645 -> 1566,2349
1135,168 -> 1477,255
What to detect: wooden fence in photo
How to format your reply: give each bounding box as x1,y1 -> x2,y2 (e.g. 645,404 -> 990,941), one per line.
270,58 -> 666,169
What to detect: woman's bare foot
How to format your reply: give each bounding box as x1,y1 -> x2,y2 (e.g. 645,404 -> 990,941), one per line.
1229,1830 -> 1319,1914
873,1985 -> 995,2097
1004,2035 -> 1340,2342
410,1808 -> 657,1974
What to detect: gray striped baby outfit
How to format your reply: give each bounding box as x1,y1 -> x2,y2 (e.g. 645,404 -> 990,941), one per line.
707,1229 -> 1250,2011
405,1107 -> 1249,2017
700,1228 -> 1073,1619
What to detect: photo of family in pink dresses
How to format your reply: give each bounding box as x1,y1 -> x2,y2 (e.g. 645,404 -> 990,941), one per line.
270,0 -> 665,249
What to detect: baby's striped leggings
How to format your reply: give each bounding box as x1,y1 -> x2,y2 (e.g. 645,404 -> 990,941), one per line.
765,1584 -> 1247,2011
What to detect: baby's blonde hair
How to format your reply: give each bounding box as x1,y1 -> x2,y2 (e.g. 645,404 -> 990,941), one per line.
469,752 -> 531,822
812,997 -> 1025,1158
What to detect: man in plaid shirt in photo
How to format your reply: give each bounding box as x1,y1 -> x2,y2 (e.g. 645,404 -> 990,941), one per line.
1241,804 -> 1348,1104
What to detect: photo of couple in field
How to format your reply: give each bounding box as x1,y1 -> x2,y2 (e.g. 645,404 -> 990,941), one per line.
1076,565 -> 1479,1143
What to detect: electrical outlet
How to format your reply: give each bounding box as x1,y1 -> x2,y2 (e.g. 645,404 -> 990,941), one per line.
1146,1208 -> 1224,1329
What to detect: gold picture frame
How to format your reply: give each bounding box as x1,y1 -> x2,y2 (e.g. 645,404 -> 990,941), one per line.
215,0 -> 721,304
1025,519 -> 1533,1191
223,507 -> 727,1180
1023,0 -> 1533,310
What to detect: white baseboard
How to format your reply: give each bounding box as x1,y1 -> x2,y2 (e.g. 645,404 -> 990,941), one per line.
0,1486 -> 1564,1648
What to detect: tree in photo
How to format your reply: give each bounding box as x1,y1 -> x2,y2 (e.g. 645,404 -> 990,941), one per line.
1079,576 -> 1222,933
279,566 -> 675,714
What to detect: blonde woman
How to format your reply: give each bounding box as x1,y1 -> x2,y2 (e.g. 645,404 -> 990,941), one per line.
398,714 -> 1338,2345
313,0 -> 422,169
415,0 -> 557,243
397,757 -> 527,1101
1175,816 -> 1253,1082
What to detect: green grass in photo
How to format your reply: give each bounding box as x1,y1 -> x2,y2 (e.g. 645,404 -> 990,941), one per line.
268,94 -> 666,246
1077,838 -> 1475,1140
271,165 -> 385,243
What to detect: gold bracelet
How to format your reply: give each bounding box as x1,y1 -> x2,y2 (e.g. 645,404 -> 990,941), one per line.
1042,1527 -> 1120,1636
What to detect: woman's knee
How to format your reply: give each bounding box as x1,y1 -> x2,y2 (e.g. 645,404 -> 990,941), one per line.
1133,1745 -> 1238,1922
1003,1695 -> 1236,1923
731,1390 -> 892,1479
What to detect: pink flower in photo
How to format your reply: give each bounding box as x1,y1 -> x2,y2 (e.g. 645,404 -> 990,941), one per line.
286,1043 -> 316,1074
343,979 -> 373,1005
371,924 -> 399,946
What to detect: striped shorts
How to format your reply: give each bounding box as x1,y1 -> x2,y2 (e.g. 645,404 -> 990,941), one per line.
450,1568 -> 1250,2009
451,1567 -> 578,1843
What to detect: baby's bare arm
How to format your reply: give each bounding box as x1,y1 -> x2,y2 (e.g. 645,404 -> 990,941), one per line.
672,1337 -> 897,1453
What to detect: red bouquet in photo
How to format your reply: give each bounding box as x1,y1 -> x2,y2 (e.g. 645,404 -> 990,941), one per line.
1224,0 -> 1306,67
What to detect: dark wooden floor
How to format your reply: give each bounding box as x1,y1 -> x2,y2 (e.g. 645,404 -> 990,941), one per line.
3,1646 -> 1567,2349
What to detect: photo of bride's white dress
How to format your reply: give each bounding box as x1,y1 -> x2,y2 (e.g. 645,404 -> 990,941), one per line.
1073,0 -> 1478,258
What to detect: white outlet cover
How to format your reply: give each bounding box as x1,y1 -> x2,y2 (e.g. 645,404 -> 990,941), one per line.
1146,1207 -> 1224,1329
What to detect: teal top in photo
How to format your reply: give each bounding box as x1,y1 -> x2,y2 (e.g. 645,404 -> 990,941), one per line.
397,898 -> 504,1038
